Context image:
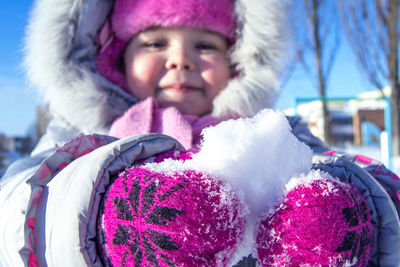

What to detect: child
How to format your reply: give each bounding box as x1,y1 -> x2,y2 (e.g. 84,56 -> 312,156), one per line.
0,0 -> 399,266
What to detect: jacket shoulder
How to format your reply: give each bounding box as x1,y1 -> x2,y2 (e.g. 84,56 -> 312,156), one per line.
286,116 -> 327,153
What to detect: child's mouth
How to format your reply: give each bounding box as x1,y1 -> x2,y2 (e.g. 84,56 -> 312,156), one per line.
161,84 -> 201,93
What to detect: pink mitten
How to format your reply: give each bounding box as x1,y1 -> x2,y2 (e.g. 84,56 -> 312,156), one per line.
98,151 -> 246,266
255,174 -> 373,266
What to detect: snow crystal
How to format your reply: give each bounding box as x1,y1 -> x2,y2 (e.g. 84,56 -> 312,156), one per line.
147,109 -> 312,213
146,109 -> 314,262
285,170 -> 334,192
284,170 -> 340,197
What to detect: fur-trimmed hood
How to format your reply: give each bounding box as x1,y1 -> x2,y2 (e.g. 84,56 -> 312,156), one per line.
24,0 -> 285,134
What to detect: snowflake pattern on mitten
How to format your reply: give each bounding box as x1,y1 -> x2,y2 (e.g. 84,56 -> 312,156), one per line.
99,167 -> 246,266
256,174 -> 373,267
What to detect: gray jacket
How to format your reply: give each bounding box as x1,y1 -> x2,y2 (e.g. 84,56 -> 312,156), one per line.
1,120 -> 399,266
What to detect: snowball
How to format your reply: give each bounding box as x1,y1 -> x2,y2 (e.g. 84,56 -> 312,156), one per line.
145,109 -> 314,261
193,109 -> 313,214
148,109 -> 312,213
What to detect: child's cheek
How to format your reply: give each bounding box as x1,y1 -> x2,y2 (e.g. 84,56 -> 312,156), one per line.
200,57 -> 231,97
125,53 -> 163,98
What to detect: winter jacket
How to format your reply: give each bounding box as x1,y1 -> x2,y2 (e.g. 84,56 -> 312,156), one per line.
1,0 -> 399,266
1,132 -> 400,266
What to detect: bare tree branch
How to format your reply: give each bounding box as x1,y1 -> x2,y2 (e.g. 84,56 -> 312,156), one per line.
284,0 -> 340,145
339,0 -> 400,155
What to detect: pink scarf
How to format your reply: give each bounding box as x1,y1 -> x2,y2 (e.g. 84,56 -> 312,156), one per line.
109,97 -> 225,148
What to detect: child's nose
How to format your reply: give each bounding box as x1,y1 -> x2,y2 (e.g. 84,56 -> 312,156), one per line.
165,51 -> 196,71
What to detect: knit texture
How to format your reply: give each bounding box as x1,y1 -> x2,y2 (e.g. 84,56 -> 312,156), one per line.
255,176 -> 373,266
98,167 -> 246,266
112,0 -> 235,42
108,97 -> 224,149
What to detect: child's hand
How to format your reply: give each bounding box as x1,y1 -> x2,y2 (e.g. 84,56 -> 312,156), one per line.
99,160 -> 246,266
256,171 -> 373,266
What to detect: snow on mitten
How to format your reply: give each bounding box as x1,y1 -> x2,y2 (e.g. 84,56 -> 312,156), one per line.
98,160 -> 246,266
255,171 -> 373,267
153,149 -> 196,163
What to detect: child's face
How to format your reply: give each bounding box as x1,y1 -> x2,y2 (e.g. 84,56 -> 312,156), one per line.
124,26 -> 231,116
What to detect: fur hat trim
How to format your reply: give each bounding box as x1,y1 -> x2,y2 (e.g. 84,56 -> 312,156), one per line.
24,0 -> 284,133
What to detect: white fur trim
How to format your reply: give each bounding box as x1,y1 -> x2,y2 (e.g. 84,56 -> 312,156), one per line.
24,0 -> 284,133
24,0 -> 137,133
213,0 -> 284,118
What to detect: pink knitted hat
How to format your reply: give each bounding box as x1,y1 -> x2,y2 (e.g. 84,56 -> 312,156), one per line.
255,176 -> 373,266
112,0 -> 235,42
97,152 -> 246,266
96,0 -> 236,90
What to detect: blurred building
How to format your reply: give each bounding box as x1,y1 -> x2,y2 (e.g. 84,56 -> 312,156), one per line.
353,109 -> 384,146
286,88 -> 389,146
330,110 -> 354,145
0,105 -> 50,177
0,134 -> 33,177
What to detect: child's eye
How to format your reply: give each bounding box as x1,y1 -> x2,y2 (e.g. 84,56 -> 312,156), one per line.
195,42 -> 217,51
143,41 -> 166,49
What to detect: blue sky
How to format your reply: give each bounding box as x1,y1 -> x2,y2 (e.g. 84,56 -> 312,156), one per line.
1,1 -> 40,137
0,1 -> 382,137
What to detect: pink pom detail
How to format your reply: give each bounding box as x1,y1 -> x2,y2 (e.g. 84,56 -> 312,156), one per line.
391,173 -> 400,180
28,218 -> 36,234
78,148 -> 92,157
31,190 -> 42,206
28,253 -> 39,267
56,162 -> 68,172
38,164 -> 51,180
355,154 -> 373,164
395,191 -> 400,205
